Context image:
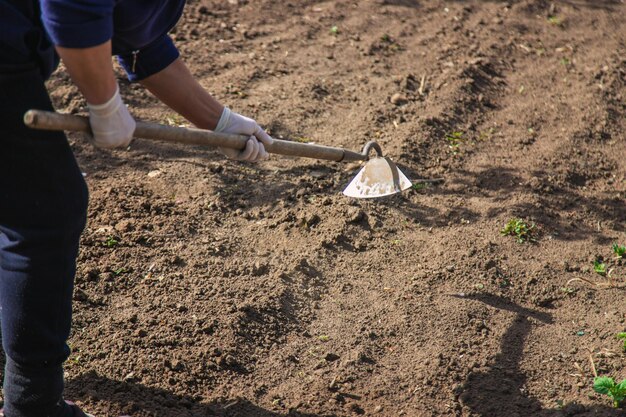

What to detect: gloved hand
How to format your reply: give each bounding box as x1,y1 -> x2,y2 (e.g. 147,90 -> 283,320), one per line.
87,84 -> 136,149
214,107 -> 273,162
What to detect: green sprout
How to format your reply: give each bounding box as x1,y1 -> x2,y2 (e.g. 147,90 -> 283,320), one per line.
500,218 -> 536,243
612,243 -> 626,259
113,267 -> 127,276
547,16 -> 562,26
593,260 -> 607,276
411,182 -> 431,191
446,131 -> 464,155
478,127 -> 496,141
104,236 -> 119,248
617,333 -> 626,353
330,25 -> 339,35
593,376 -> 626,408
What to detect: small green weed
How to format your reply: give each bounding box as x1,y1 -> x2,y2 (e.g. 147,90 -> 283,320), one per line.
617,333 -> 626,353
374,33 -> 402,52
498,276 -> 511,288
330,25 -> 339,35
547,15 -> 562,26
113,267 -> 127,276
500,218 -> 536,243
593,376 -> 626,408
65,354 -> 81,367
104,237 -> 119,248
593,260 -> 607,276
478,127 -> 496,141
612,243 -> 626,259
446,131 -> 465,155
318,335 -> 330,342
411,182 -> 431,191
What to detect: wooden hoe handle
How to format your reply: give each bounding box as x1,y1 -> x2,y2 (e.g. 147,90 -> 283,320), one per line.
24,110 -> 366,163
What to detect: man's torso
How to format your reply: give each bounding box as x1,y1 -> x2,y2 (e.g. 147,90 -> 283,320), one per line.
0,0 -> 186,78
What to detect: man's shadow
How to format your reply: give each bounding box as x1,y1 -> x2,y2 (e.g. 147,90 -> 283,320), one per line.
65,373 -> 333,417
3,294 -> 622,416
456,294 -> 624,417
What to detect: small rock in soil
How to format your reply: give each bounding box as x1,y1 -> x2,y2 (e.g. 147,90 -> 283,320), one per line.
390,93 -> 408,105
401,74 -> 417,91
252,261 -> 269,276
347,207 -> 365,223
114,219 -> 135,232
73,288 -> 89,302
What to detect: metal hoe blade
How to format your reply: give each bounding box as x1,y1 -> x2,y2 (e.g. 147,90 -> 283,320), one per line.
343,142 -> 412,198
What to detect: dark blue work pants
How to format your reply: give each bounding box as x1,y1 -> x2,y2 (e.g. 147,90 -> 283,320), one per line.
0,70 -> 88,417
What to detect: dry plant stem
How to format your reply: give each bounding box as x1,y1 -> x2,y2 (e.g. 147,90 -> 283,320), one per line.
566,277 -> 600,289
573,362 -> 585,377
418,74 -> 426,95
588,350 -> 598,378
222,401 -> 238,410
565,277 -> 626,290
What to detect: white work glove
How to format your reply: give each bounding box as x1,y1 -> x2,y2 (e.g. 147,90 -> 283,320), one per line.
87,84 -> 136,149
214,107 -> 273,162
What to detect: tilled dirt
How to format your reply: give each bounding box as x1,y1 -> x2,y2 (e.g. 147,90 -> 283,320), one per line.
42,0 -> 626,416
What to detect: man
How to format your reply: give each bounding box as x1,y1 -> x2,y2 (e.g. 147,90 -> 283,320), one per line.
0,1 -> 273,416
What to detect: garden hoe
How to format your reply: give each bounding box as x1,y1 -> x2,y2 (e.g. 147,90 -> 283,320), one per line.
24,110 -> 413,199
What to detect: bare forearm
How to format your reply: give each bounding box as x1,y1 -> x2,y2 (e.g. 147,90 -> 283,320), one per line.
56,41 -> 117,104
140,58 -> 224,130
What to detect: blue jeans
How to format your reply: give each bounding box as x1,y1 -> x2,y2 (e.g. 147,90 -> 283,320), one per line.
0,70 -> 88,417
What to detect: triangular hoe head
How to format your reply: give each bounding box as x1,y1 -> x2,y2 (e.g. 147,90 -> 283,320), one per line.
343,157 -> 412,199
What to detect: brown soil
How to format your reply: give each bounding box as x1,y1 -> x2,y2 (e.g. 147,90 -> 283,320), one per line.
45,0 -> 626,416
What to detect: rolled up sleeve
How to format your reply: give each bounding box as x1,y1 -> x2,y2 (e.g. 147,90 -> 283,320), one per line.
117,34 -> 180,82
41,0 -> 114,48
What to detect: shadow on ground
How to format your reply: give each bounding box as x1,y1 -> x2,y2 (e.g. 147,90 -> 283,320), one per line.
66,374 -> 333,417
449,0 -> 623,9
62,294 -> 624,417
71,130 -> 624,244
456,294 -> 624,417
437,165 -> 626,241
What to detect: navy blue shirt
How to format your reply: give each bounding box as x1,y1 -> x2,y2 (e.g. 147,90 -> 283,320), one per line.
0,0 -> 185,81
0,1 -> 58,78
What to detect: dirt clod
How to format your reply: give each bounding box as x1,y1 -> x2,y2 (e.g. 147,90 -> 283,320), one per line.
390,93 -> 408,105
